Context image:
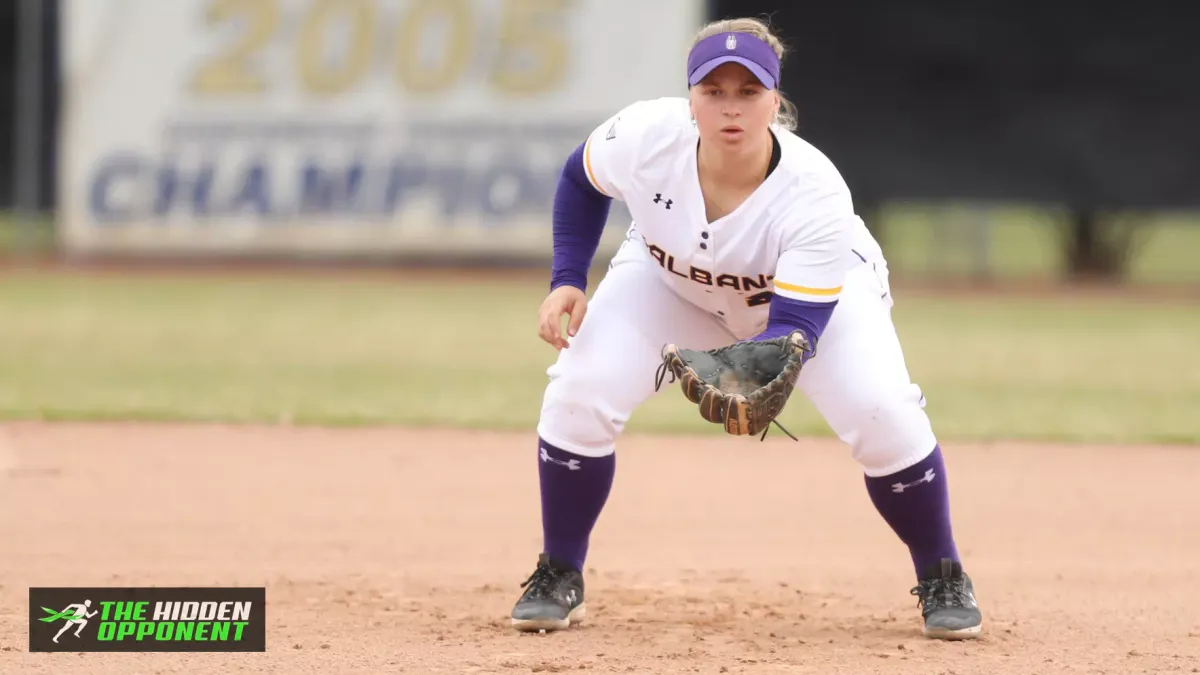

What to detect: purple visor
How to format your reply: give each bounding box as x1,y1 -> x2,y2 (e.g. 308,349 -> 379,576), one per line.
687,32 -> 780,89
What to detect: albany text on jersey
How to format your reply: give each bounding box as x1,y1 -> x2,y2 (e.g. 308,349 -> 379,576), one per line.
579,97 -> 882,339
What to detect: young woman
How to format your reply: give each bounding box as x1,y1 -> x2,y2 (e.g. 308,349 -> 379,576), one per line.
511,17 -> 983,641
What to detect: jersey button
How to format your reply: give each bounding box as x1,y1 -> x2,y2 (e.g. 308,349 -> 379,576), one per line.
700,243 -> 708,250
701,232 -> 709,239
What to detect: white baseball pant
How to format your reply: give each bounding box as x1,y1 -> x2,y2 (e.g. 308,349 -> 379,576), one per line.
536,242 -> 937,476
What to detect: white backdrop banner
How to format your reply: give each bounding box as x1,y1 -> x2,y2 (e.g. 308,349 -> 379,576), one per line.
59,0 -> 702,259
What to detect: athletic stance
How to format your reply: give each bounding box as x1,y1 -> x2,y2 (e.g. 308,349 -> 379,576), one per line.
511,17 -> 983,640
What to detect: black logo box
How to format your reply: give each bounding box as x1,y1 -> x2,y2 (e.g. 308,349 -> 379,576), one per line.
29,587 -> 265,652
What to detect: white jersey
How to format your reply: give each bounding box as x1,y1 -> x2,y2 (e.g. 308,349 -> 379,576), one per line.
581,97 -> 885,339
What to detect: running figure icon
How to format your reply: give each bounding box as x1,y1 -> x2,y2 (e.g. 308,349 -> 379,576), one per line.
49,599 -> 98,643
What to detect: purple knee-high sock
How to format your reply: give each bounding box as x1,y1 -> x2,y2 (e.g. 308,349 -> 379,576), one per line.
864,445 -> 960,579
538,438 -> 615,572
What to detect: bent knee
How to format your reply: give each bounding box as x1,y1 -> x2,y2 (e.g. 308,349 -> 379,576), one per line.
833,387 -> 936,477
537,373 -> 630,458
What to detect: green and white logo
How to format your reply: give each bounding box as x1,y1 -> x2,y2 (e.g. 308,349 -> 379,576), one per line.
40,599 -> 98,643
29,587 -> 266,653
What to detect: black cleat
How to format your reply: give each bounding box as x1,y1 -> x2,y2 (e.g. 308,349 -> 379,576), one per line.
511,553 -> 586,632
911,558 -> 983,640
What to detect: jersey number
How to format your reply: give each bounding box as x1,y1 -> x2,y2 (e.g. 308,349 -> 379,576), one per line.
745,291 -> 773,308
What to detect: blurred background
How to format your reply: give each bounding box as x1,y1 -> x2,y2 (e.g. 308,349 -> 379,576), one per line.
3,0 -> 1199,283
0,0 -> 1196,442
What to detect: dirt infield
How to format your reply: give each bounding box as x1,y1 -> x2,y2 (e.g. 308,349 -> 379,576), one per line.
0,423 -> 1198,674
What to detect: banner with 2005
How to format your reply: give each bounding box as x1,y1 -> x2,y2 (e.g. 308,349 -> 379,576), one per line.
60,0 -> 701,260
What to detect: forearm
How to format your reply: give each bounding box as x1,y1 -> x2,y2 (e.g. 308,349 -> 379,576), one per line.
551,141 -> 613,292
751,294 -> 837,361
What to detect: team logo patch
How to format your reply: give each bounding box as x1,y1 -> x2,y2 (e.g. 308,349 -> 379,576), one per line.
726,34 -> 737,50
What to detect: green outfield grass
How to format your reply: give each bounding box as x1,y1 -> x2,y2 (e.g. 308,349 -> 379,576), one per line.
879,204 -> 1200,283
0,214 -> 55,255
0,270 -> 1196,444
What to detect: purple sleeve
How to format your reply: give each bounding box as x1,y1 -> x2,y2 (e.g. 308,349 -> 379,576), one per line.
550,141 -> 613,292
751,294 -> 837,361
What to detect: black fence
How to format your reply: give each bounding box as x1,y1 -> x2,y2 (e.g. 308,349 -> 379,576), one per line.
710,1 -> 1200,279
0,0 -> 58,211
712,1 -> 1200,210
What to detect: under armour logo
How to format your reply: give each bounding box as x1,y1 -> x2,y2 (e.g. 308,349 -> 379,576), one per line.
653,193 -> 673,209
891,468 -> 936,493
540,446 -> 581,471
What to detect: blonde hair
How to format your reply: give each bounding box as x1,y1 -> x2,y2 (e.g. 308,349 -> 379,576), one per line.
690,17 -> 799,131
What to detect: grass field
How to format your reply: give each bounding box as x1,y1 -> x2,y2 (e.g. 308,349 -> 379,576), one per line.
7,206 -> 1200,283
2,265 -> 1198,675
879,203 -> 1200,283
1,269 -> 1196,444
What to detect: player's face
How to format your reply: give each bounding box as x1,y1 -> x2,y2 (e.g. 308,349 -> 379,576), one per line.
689,63 -> 778,152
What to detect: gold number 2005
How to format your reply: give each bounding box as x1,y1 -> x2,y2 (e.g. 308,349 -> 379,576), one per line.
191,0 -> 570,97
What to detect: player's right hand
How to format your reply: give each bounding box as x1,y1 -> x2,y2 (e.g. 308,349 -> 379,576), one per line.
537,285 -> 588,351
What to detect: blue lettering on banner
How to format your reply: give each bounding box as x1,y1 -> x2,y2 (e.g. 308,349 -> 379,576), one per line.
301,160 -> 366,215
85,124 -> 589,226
90,153 -> 145,223
154,160 -> 217,217
477,155 -> 535,220
380,154 -> 428,215
227,159 -> 272,215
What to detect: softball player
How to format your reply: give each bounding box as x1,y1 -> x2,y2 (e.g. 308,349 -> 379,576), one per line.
511,17 -> 983,640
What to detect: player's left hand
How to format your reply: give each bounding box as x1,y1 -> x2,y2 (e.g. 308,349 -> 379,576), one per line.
654,331 -> 810,439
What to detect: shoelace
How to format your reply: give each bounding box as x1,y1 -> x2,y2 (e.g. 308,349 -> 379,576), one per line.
911,576 -> 968,611
653,359 -> 799,443
519,564 -> 560,598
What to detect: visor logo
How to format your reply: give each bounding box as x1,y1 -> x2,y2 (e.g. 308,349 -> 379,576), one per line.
726,34 -> 737,50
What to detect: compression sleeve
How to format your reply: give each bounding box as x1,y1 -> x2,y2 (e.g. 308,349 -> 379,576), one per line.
750,294 -> 836,361
550,140 -> 613,293
749,176 -> 859,358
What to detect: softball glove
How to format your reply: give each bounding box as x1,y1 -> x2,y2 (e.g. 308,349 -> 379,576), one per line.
655,330 -> 811,440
